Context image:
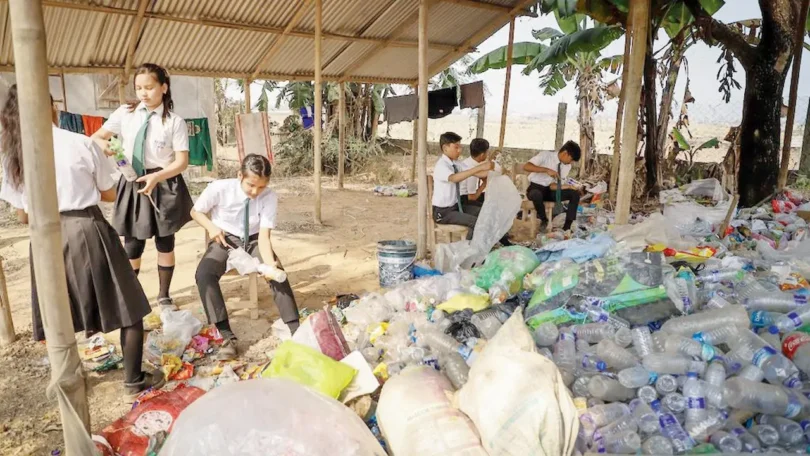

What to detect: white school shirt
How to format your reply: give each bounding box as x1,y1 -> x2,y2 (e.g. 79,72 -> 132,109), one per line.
0,126 -> 116,212
192,179 -> 279,238
458,156 -> 502,196
432,154 -> 462,208
101,103 -> 189,170
528,151 -> 570,187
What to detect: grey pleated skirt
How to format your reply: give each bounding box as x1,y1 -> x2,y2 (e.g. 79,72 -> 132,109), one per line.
30,206 -> 151,341
112,168 -> 194,240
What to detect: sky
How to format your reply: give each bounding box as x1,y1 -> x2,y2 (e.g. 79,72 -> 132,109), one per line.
232,0 -> 809,124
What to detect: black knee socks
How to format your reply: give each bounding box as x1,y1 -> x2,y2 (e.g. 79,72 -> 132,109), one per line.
157,265 -> 175,300
120,321 -> 144,384
133,268 -> 140,277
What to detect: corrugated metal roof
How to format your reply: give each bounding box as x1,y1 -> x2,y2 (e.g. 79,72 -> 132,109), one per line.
0,0 -> 535,83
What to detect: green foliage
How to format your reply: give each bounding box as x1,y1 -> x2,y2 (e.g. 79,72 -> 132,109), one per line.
469,42 -> 547,73
525,25 -> 624,70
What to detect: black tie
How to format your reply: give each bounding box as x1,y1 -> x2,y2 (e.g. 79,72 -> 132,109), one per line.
452,163 -> 463,213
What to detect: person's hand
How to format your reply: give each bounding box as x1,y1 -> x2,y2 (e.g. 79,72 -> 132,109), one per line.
102,145 -> 115,157
207,227 -> 227,247
547,169 -> 559,179
478,160 -> 495,172
136,173 -> 161,195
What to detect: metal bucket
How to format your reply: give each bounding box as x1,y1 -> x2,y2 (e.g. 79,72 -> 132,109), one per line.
377,240 -> 417,288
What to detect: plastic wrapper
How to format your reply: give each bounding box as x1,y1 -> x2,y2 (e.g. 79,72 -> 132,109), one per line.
473,245 -> 540,291
610,213 -> 695,250
343,293 -> 394,327
292,308 -> 350,361
160,379 -> 386,456
161,310 -> 203,345
435,173 -> 522,272
436,293 -> 489,314
145,330 -> 189,365
683,178 -> 728,202
377,366 -> 487,456
262,341 -> 356,399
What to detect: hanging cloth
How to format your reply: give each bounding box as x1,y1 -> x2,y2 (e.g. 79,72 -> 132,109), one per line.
58,111 -> 85,134
186,118 -> 213,171
81,115 -> 105,137
459,81 -> 485,109
299,106 -> 315,129
384,93 -> 418,124
428,87 -> 458,119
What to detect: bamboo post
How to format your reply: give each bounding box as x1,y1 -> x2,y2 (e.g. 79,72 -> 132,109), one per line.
777,0 -> 809,189
59,72 -> 67,110
610,33 -> 632,201
338,81 -> 346,189
244,79 -> 252,113
416,0 -> 429,259
497,18 -> 515,152
801,101 -> 810,175
313,0 -> 323,224
476,104 -> 485,138
411,118 -> 418,182
718,194 -> 739,239
554,102 -> 567,150
615,0 -> 649,224
8,0 -> 92,447
0,256 -> 15,346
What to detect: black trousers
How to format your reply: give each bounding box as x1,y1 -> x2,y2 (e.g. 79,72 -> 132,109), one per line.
433,204 -> 480,240
460,194 -> 484,207
195,233 -> 300,325
527,182 -> 580,229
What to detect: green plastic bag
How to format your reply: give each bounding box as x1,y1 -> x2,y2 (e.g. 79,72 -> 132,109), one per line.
474,246 -> 540,291
263,341 -> 357,399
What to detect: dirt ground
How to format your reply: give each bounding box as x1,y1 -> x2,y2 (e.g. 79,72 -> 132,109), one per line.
0,153 -> 495,455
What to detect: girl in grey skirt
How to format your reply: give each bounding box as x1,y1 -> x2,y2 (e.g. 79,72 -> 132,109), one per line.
91,63 -> 193,312
0,85 -> 163,402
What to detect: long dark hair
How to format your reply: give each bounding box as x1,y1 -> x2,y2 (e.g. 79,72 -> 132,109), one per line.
129,63 -> 173,123
241,154 -> 272,179
0,84 -> 22,187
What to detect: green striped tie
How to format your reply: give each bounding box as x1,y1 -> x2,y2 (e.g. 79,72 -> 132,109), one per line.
452,163 -> 463,213
555,162 -> 563,212
132,111 -> 155,176
243,197 -> 250,249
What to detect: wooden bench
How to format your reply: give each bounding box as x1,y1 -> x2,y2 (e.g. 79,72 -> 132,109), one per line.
202,231 -> 260,320
512,163 -> 554,238
427,177 -> 469,256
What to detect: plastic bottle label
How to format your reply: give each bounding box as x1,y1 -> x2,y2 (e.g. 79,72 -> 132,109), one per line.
785,391 -> 803,418
794,294 -> 808,305
750,310 -> 773,327
700,344 -> 715,361
788,312 -> 804,327
752,346 -> 776,366
800,419 -> 810,431
686,397 -> 706,410
782,332 -> 810,360
729,426 -> 745,436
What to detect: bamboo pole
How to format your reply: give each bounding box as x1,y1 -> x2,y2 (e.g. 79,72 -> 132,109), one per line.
244,79 -> 251,113
554,102 -> 567,150
497,18 -> 515,152
801,102 -> 810,175
416,0 -> 429,259
777,0 -> 809,189
338,81 -> 346,190
313,0 -> 323,224
59,72 -> 67,110
8,0 -> 91,448
615,0 -> 649,224
0,256 -> 15,346
411,118 -> 418,182
610,33 -> 631,202
476,104 -> 485,138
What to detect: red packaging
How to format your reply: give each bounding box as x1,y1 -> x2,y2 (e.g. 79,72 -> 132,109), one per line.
100,386 -> 206,456
782,332 -> 810,360
291,308 -> 350,361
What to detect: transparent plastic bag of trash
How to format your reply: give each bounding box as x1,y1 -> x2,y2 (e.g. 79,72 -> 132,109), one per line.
683,178 -> 729,202
610,213 -> 696,250
435,173 -> 521,273
663,199 -> 736,236
159,379 -> 386,456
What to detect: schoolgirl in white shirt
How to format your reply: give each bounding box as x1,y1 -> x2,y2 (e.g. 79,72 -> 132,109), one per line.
91,63 -> 193,311
0,85 -> 163,402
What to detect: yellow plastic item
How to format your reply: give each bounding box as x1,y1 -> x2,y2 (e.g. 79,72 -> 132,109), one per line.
367,322 -> 389,345
263,341 -> 357,399
436,293 -> 490,314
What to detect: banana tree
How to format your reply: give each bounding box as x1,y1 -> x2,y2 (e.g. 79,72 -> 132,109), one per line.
469,17 -> 623,176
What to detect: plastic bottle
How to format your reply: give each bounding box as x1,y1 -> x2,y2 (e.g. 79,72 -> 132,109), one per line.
662,392 -> 687,413
771,308 -> 810,334
665,271 -> 698,314
629,398 -> 659,435
650,399 -> 696,453
580,303 -> 631,330
724,420 -> 763,453
579,352 -> 608,372
698,268 -> 745,284
575,339 -> 592,353
782,332 -> 810,376
683,373 -> 708,430
685,408 -> 727,441
440,352 -> 469,390
572,376 -> 591,398
613,327 -> 633,348
724,378 -> 808,418
596,339 -> 640,370
704,362 -> 726,388
579,403 -> 631,441
692,326 -> 740,346
419,329 -> 461,354
700,380 -> 727,409
750,424 -> 780,446
655,374 -> 679,395
660,305 -> 749,336
642,435 -> 674,455
592,413 -> 638,445
705,295 -> 732,309
728,331 -> 802,388
538,347 -> 553,360
652,332 -> 667,353
553,329 -> 577,372
708,430 -> 742,453
643,353 -> 707,376
470,312 -> 502,339
574,323 -> 615,343
800,418 -> 810,442
736,364 -> 765,382
751,310 -> 784,328
618,365 -> 656,388
631,326 -> 655,358
256,263 -> 288,282
532,322 -> 559,347
109,137 -> 138,182
602,430 -> 642,454
638,385 -> 658,403
664,334 -> 718,361
588,376 -> 636,402
758,415 -> 805,445
739,283 -> 809,311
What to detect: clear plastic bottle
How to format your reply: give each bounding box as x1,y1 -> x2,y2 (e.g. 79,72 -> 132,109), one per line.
572,376 -> 592,398
440,352 -> 469,390
638,385 -> 658,403
581,303 -> 631,330
553,329 -> 577,372
419,330 -> 461,354
579,352 -> 608,372
579,403 -> 631,439
574,323 -> 616,343
770,308 -> 810,334
758,415 -> 805,445
618,365 -> 656,388
650,399 -> 696,453
597,339 -> 640,370
660,305 -> 749,336
532,322 -> 559,347
629,398 -> 659,435
602,430 -> 642,454
705,294 -> 732,309
685,407 -> 728,441
781,332 -> 810,376
655,374 -> 679,395
643,353 -> 707,376
110,137 -> 139,182
683,372 -> 708,431
592,413 -> 638,445
664,334 -> 718,361
652,332 -> 667,353
704,362 -> 726,388
750,424 -> 781,446
698,268 -> 745,284
751,310 -> 784,328
613,327 -> 634,348
642,435 -> 674,455
724,420 -> 763,453
692,326 -> 740,346
737,364 -> 765,382
470,312 -> 502,339
724,377 -> 809,418
662,392 -> 687,413
800,418 -> 810,442
729,331 -> 802,388
588,376 -> 636,402
631,326 -> 655,358
538,347 -> 553,360
575,339 -> 592,353
709,430 -> 742,452
700,380 -> 728,409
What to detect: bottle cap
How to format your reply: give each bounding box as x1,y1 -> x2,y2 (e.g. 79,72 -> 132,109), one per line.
768,325 -> 779,334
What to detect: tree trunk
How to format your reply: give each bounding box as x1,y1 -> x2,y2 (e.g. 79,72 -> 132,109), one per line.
370,105 -> 379,141
655,37 -> 684,163
643,48 -> 659,195
576,73 -> 595,177
610,32 -> 632,201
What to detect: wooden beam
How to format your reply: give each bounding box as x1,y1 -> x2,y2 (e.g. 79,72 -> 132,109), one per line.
476,104 -> 485,138
8,0 -> 90,447
417,0 -> 429,259
0,256 -> 15,346
555,102 -> 567,150
250,0 -> 311,81
440,0 -> 511,12
497,18 -> 515,152
59,72 -> 67,110
29,0 -> 458,51
314,0 -> 323,224
244,79 -> 251,113
338,81 -> 346,189
117,74 -> 127,104
428,0 -> 537,77
777,0 -> 809,189
123,0 -> 150,78
615,0 -> 649,224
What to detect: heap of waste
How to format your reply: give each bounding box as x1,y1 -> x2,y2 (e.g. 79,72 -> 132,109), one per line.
98,179 -> 810,455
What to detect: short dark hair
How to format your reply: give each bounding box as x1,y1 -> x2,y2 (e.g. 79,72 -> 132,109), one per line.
469,138 -> 489,158
241,154 -> 272,178
439,132 -> 462,150
561,140 -> 581,161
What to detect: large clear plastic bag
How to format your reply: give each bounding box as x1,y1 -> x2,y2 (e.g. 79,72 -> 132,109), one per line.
610,213 -> 696,251
683,178 -> 728,202
159,379 -> 386,456
474,246 -> 539,291
663,200 -> 736,236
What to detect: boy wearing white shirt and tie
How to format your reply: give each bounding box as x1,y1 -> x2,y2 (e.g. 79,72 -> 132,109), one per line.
459,138 -> 503,207
523,140 -> 582,232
